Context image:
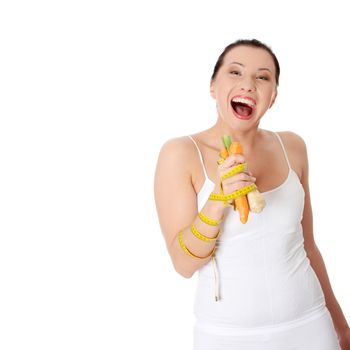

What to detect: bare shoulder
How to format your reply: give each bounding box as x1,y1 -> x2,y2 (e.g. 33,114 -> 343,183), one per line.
275,131 -> 308,180
279,130 -> 308,160
154,135 -> 201,194
158,135 -> 195,156
154,136 -> 200,251
276,130 -> 306,149
156,135 -> 197,176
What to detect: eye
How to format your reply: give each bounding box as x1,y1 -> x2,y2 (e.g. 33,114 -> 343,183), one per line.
257,76 -> 269,81
230,70 -> 241,76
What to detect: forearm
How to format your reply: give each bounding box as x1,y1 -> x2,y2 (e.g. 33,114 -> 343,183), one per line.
307,245 -> 349,336
170,193 -> 226,278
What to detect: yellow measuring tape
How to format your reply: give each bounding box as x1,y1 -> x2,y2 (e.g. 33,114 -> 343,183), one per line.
209,162 -> 256,202
220,163 -> 247,180
178,230 -> 215,259
209,183 -> 257,201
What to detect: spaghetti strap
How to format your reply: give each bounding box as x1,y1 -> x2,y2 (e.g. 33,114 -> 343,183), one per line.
188,135 -> 219,301
187,135 -> 210,180
273,131 -> 291,170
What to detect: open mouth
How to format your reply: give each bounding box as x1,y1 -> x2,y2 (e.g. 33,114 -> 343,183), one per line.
230,97 -> 256,119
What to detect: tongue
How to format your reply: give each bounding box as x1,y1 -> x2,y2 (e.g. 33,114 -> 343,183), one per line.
235,104 -> 252,117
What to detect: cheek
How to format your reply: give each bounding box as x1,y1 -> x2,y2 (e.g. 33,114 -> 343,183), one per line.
261,87 -> 276,102
269,90 -> 277,104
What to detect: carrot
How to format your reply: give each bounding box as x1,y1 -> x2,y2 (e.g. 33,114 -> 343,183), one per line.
228,141 -> 250,224
217,147 -> 229,165
219,148 -> 229,159
218,135 -> 265,219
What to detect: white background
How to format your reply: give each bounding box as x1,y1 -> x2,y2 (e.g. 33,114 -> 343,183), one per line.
0,1 -> 349,349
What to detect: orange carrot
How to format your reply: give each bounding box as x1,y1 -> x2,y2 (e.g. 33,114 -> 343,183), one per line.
217,147 -> 229,165
229,141 -> 250,224
219,148 -> 229,159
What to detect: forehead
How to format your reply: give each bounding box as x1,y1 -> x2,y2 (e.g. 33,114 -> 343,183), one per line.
223,45 -> 276,72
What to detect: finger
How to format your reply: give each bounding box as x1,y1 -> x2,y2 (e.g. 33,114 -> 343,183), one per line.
223,177 -> 255,190
221,170 -> 254,183
242,173 -> 256,182
219,154 -> 245,169
222,173 -> 255,185
223,180 -> 255,192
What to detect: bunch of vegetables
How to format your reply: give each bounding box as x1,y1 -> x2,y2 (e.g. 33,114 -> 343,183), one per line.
218,135 -> 266,223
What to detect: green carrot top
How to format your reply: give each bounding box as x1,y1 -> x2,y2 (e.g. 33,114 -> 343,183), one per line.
221,134 -> 232,150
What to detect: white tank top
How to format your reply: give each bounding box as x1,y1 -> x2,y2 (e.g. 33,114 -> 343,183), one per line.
188,132 -> 326,328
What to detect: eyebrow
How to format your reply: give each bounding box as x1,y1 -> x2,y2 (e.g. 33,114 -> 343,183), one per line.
229,61 -> 272,72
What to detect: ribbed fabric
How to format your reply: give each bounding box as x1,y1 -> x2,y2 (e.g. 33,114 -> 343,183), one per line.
188,132 -> 340,349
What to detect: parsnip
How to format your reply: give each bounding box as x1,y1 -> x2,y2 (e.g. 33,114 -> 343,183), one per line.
247,190 -> 266,213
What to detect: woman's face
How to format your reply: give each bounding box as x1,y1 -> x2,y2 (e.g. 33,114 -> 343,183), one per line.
210,45 -> 278,129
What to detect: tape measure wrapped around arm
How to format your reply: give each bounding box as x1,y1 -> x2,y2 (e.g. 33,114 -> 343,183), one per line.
217,135 -> 266,223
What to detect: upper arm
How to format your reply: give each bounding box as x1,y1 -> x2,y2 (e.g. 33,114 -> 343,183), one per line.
288,132 -> 317,252
154,137 -> 198,254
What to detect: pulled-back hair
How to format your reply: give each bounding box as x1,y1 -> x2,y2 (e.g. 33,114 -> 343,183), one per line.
210,39 -> 280,86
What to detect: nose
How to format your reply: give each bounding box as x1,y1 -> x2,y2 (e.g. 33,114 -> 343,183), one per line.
239,77 -> 256,92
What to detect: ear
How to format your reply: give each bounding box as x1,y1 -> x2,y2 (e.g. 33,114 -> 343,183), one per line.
269,89 -> 278,108
210,81 -> 216,99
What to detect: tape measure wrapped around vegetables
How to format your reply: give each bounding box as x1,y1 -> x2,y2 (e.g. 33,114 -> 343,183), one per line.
217,135 -> 266,223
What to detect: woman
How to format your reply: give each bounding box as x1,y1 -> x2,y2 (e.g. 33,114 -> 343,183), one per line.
154,39 -> 350,349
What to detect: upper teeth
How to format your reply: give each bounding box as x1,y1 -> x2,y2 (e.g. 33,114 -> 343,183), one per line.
231,97 -> 256,107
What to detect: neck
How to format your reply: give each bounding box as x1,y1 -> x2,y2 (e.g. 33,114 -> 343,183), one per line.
207,117 -> 262,154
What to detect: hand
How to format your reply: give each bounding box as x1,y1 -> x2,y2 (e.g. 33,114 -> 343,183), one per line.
339,327 -> 350,350
214,154 -> 256,204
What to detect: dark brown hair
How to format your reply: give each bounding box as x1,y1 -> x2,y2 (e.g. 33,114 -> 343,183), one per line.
210,39 -> 280,86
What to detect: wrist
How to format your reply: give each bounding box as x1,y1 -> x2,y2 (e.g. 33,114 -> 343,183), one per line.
204,196 -> 227,217
211,183 -> 234,208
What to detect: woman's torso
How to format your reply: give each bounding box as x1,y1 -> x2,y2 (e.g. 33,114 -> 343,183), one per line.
188,130 -> 326,328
